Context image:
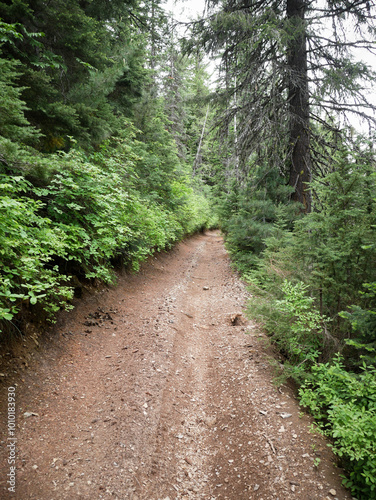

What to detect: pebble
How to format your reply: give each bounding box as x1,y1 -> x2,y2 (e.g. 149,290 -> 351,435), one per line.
329,489 -> 337,496
24,411 -> 39,418
280,412 -> 292,419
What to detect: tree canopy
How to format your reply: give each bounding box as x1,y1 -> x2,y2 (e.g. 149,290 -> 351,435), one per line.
187,0 -> 376,209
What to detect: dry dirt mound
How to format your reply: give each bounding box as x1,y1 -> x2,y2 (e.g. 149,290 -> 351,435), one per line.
0,231 -> 351,499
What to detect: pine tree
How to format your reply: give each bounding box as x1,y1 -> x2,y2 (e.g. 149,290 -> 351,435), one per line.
0,0 -> 153,148
0,21 -> 38,143
162,42 -> 189,161
188,0 -> 376,211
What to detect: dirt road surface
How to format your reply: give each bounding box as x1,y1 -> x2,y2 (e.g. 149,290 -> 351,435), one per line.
0,231 -> 352,499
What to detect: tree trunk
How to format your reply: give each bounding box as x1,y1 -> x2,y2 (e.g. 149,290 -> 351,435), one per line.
287,0 -> 311,213
193,104 -> 210,175
150,0 -> 156,70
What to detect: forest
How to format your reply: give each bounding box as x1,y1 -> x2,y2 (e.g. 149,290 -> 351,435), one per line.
0,0 -> 376,498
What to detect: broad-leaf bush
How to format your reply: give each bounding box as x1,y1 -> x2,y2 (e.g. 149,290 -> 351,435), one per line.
0,173 -> 73,325
300,356 -> 376,500
0,128 -> 212,333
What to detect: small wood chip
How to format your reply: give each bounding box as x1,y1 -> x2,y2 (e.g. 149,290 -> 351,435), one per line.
263,433 -> 276,454
181,311 -> 193,318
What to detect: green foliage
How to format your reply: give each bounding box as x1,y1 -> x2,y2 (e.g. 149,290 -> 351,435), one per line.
241,137 -> 376,353
0,21 -> 38,143
275,280 -> 326,362
340,281 -> 376,368
230,134 -> 376,496
34,148 -> 137,281
0,119 -> 212,332
0,0 -> 153,149
291,142 -> 376,332
217,159 -> 298,272
342,282 -> 376,341
246,275 -> 325,383
0,172 -> 73,325
0,19 -> 21,45
300,355 -> 376,499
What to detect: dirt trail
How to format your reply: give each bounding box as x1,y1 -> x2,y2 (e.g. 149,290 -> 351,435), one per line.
1,231 -> 351,500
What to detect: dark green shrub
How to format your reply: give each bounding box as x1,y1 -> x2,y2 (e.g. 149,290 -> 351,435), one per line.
300,356 -> 376,499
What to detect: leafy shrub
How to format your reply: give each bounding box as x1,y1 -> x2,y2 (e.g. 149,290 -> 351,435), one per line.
0,174 -> 73,326
275,280 -> 326,362
33,147 -> 139,281
300,356 -> 376,499
246,276 -> 325,383
0,132 -> 212,333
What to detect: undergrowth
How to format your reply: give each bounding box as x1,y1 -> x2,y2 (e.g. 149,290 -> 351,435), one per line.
0,136 -> 214,334
220,139 -> 376,499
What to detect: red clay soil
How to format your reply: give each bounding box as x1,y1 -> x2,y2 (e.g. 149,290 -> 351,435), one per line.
0,231 -> 353,500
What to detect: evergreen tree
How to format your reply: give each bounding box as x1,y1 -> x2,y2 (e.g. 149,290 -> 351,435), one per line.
0,21 -> 37,143
0,0 -> 152,148
188,0 -> 376,211
162,41 -> 189,161
184,54 -> 213,176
